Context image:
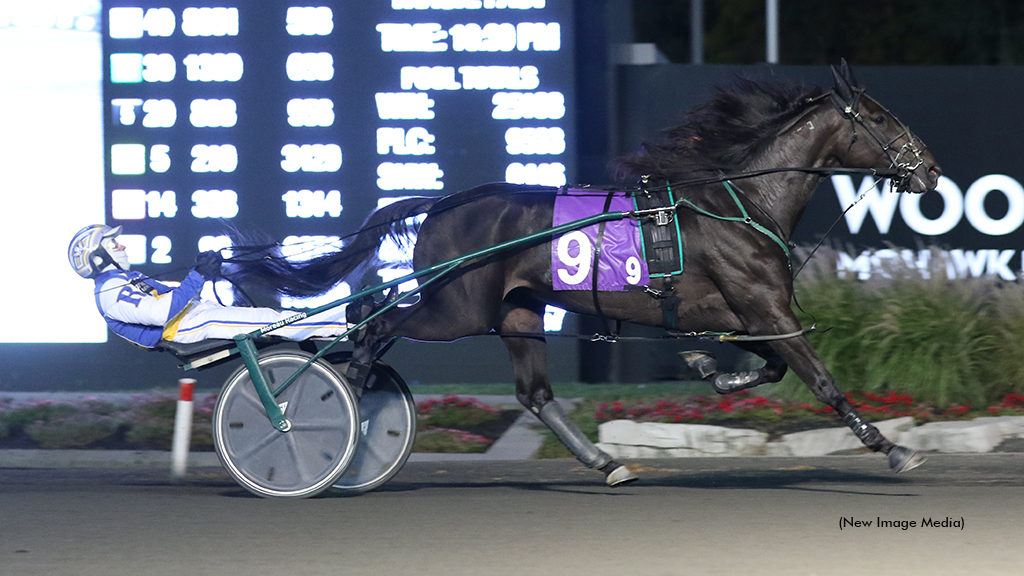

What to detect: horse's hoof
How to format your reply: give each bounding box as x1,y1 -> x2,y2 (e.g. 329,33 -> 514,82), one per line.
888,445 -> 926,473
710,371 -> 763,394
679,350 -> 717,379
605,465 -> 639,487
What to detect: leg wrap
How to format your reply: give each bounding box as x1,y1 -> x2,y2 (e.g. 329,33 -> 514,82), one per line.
538,401 -> 611,470
842,411 -> 887,452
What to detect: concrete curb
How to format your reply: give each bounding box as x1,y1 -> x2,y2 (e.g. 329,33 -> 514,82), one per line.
597,415 -> 1024,459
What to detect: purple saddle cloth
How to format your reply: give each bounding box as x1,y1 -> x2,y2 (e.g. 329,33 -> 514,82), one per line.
551,188 -> 650,291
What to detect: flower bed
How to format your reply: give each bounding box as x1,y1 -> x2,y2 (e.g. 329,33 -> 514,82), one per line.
0,393 -> 519,453
0,395 -> 217,451
412,395 -> 520,453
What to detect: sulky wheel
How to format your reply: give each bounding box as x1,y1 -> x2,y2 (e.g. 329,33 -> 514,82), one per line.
329,360 -> 417,495
213,350 -> 359,498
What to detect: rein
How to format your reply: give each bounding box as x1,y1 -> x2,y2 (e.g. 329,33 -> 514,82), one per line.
483,323 -> 821,344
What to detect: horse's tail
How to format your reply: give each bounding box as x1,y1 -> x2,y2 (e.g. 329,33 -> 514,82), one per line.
224,197 -> 439,300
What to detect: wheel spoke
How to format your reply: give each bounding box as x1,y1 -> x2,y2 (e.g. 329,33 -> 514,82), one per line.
284,429 -> 315,482
234,429 -> 282,461
288,367 -> 311,414
237,387 -> 266,413
360,436 -> 394,466
289,419 -> 348,432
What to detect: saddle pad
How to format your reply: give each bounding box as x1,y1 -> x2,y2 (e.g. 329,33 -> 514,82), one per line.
551,189 -> 649,291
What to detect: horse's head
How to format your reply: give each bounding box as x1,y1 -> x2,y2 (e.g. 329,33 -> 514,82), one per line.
826,59 -> 942,194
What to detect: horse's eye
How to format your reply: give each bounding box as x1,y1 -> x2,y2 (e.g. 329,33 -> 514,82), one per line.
873,115 -> 886,125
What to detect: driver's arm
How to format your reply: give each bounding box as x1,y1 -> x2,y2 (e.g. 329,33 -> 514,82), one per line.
96,270 -> 206,326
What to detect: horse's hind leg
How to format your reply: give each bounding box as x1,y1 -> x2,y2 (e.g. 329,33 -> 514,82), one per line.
680,341 -> 789,394
340,283 -> 501,389
500,303 -> 637,487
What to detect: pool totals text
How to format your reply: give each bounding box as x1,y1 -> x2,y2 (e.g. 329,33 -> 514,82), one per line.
103,1 -> 575,280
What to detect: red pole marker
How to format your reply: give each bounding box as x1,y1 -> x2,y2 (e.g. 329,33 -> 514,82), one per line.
179,379 -> 195,402
171,378 -> 196,478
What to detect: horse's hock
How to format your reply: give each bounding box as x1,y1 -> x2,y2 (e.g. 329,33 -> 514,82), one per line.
595,416 -> 1024,459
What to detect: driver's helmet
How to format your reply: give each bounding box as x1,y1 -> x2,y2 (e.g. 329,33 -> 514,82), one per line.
68,224 -> 125,278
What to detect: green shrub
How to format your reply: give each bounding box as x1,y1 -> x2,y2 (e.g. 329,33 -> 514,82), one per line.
24,413 -> 121,449
0,403 -> 78,432
987,288 -> 1024,400
765,248 -> 1024,409
859,277 -> 994,407
124,395 -> 215,450
0,394 -> 215,451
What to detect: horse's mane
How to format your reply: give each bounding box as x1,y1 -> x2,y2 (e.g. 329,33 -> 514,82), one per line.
615,77 -> 823,183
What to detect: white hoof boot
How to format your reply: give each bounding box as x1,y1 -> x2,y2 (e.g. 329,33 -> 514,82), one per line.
605,465 -> 638,487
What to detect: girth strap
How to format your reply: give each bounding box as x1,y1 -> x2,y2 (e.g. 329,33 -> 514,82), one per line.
634,183 -> 684,277
591,192 -> 616,336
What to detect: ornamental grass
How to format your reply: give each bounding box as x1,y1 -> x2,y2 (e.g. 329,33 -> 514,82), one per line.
763,247 -> 1024,408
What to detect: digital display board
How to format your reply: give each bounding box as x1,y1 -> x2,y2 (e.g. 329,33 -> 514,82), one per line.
102,1 -> 575,325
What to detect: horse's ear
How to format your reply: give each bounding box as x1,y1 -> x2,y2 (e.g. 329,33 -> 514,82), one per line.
831,62 -> 854,102
838,58 -> 861,90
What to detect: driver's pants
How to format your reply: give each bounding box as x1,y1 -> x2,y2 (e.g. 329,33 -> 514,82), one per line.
167,300 -> 348,343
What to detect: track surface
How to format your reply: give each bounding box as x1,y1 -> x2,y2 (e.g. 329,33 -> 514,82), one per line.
2,454 -> 1023,576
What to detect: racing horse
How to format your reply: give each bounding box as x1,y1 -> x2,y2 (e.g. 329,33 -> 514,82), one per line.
226,62 -> 941,486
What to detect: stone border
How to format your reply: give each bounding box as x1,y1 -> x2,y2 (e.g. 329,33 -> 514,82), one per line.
596,416 -> 1024,458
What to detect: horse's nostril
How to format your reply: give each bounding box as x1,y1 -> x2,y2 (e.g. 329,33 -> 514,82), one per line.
929,165 -> 942,178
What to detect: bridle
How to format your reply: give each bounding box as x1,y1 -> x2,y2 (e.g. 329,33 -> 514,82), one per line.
826,87 -> 926,194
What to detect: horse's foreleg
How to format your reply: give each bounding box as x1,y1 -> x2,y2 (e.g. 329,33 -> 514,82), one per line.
500,305 -> 637,487
768,334 -> 925,472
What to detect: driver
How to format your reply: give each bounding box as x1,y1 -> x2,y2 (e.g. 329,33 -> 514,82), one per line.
68,224 -> 349,348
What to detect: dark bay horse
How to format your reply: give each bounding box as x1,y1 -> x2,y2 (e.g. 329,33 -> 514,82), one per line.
228,63 -> 941,486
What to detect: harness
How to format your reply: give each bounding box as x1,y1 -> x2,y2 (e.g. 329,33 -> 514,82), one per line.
582,79 -> 929,342
631,177 -> 683,331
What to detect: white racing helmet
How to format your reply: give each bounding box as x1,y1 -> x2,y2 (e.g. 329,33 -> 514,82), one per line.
68,224 -> 128,278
